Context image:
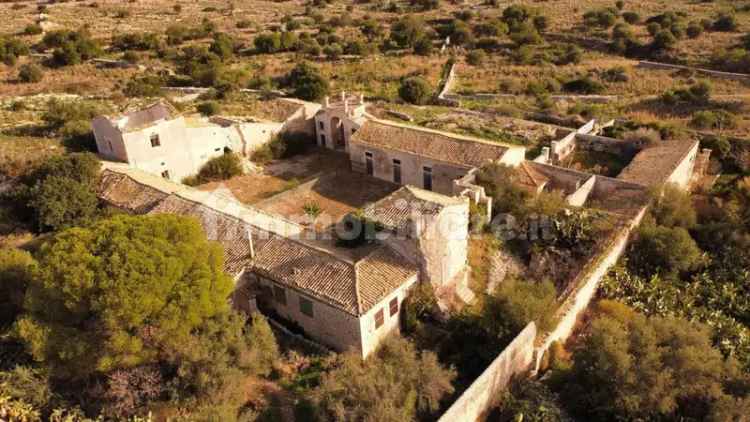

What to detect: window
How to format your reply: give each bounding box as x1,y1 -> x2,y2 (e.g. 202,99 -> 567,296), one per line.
374,308 -> 384,329
320,134 -> 326,146
423,166 -> 433,191
150,134 -> 160,147
214,147 -> 221,152
300,297 -> 314,317
319,121 -> 324,130
106,139 -> 113,151
351,128 -> 356,134
392,159 -> 401,184
161,170 -> 170,179
365,151 -> 374,176
389,297 -> 399,317
273,285 -> 287,305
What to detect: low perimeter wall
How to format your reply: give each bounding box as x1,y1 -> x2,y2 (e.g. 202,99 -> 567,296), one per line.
532,205 -> 647,371
437,323 -> 537,422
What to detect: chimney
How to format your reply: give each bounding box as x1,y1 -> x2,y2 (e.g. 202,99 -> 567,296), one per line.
344,98 -> 349,114
324,96 -> 330,108
359,93 -> 364,104
340,91 -> 346,102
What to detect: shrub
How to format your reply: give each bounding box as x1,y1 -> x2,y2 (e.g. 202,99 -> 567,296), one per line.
622,11 -> 640,24
562,75 -> 604,94
17,64 -> 43,83
0,36 -> 28,66
602,66 -> 628,82
190,152 -> 243,184
509,22 -> 542,45
466,49 -> 486,66
390,15 -> 427,48
583,9 -> 618,28
628,223 -> 703,277
651,29 -> 676,51
690,110 -> 736,130
686,21 -> 703,38
22,24 -> 43,36
323,43 -> 342,60
649,183 -> 697,229
713,13 -> 738,32
282,62 -> 329,101
254,32 -> 281,53
413,37 -> 433,55
197,101 -> 221,116
123,75 -> 163,97
486,277 -> 558,335
398,76 -> 432,105
111,32 -> 160,51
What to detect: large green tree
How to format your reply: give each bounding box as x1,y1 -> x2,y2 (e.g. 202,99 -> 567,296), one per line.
559,301 -> 750,421
16,214 -> 234,379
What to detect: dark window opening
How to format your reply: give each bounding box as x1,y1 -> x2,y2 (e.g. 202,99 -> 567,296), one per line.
389,297 -> 399,317
273,285 -> 287,305
392,159 -> 401,184
365,152 -> 374,176
161,170 -> 170,179
423,166 -> 433,191
300,297 -> 314,317
150,134 -> 161,147
375,308 -> 384,328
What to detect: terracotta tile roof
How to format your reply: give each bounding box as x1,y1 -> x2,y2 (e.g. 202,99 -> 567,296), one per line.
363,185 -> 464,232
98,170 -> 169,213
148,194 -> 274,277
253,237 -> 417,316
350,119 -> 514,168
516,162 -> 549,193
98,166 -> 418,314
617,140 -> 698,186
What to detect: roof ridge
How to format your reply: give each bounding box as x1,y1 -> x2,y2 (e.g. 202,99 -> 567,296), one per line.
365,116 -> 522,149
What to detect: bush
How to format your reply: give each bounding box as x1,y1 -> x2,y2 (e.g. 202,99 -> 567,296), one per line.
649,183 -> 697,229
398,76 -> 432,105
686,21 -> 703,38
466,49 -> 486,66
323,43 -> 342,60
583,9 -> 618,28
22,24 -> 43,36
390,15 -> 428,48
0,36 -> 28,66
282,62 -> 329,101
43,30 -> 101,67
17,64 -> 42,83
690,110 -> 736,130
413,37 -> 433,55
311,336 -> 455,421
628,223 -> 703,277
622,11 -> 640,24
486,277 -> 558,335
197,101 -> 221,116
713,13 -> 738,32
123,75 -> 163,97
188,152 -> 243,184
111,32 -> 160,51
254,32 -> 281,53
562,75 -> 604,94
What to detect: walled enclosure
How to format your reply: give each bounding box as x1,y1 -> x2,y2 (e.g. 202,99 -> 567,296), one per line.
437,323 -> 537,422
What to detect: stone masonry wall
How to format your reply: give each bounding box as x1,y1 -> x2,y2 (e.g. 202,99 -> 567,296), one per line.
437,323 -> 537,422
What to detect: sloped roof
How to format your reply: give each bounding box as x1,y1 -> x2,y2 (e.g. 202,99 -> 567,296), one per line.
617,140 -> 698,186
252,236 -> 417,316
98,170 -> 169,213
148,194 -> 273,277
350,119 -> 516,168
109,102 -> 176,132
98,166 -> 418,314
362,185 -> 464,232
516,162 -> 550,193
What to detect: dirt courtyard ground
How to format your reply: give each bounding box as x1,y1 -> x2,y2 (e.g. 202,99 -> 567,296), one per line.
197,148 -> 398,230
197,148 -> 353,204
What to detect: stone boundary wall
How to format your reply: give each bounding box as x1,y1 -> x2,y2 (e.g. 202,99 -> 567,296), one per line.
436,62 -> 460,107
532,205 -> 647,371
637,61 -> 750,81
437,323 -> 537,422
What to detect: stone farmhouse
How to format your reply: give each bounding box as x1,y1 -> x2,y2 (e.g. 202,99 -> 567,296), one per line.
92,99 -> 320,182
93,92 -> 710,359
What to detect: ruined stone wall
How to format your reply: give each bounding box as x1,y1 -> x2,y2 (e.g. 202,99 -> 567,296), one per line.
348,141 -> 471,195
417,200 -> 470,289
437,323 -> 537,422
